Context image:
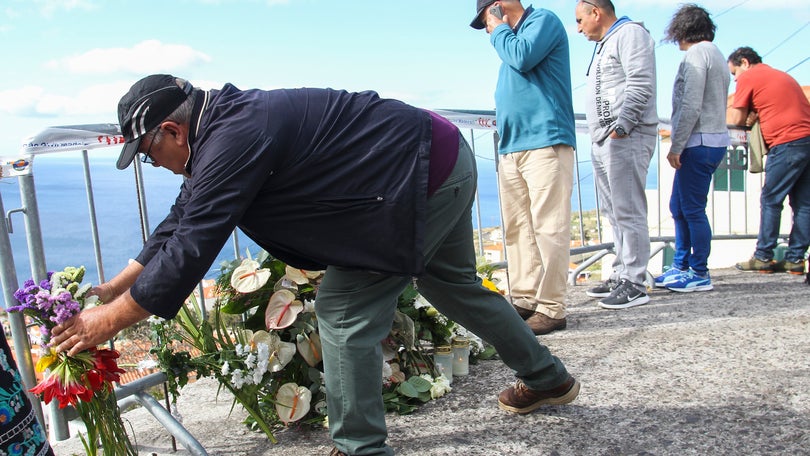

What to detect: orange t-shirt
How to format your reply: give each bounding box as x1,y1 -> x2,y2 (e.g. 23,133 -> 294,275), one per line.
732,64 -> 810,147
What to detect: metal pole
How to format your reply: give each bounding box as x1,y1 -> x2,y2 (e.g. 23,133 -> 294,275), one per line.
574,147 -> 586,246
470,130 -> 484,257
0,189 -> 47,430
197,282 -> 207,322
18,173 -> 70,440
80,150 -> 105,284
133,392 -> 209,455
232,231 -> 241,259
133,160 -> 151,244
491,131 -> 512,293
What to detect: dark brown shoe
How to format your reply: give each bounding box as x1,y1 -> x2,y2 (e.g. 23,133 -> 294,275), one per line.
498,376 -> 580,414
525,312 -> 567,335
512,304 -> 534,320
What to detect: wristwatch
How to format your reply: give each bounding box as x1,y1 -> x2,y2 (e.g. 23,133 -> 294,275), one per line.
614,126 -> 628,137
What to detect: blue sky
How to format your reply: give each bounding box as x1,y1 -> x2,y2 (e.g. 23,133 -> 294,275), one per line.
0,0 -> 808,159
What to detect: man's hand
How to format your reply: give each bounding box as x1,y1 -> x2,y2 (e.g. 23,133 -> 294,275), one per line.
667,152 -> 682,170
485,11 -> 507,33
87,282 -> 119,304
50,293 -> 152,356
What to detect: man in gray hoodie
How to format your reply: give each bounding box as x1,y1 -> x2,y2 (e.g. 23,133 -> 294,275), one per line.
575,0 -> 657,309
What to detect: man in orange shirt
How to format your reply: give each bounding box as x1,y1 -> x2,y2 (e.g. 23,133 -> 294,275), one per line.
728,47 -> 810,275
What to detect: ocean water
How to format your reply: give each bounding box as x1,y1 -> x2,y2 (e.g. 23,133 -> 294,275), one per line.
0,151 -> 605,308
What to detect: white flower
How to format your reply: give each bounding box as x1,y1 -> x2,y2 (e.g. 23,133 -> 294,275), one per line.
382,361 -> 393,379
244,330 -> 295,373
430,375 -> 452,399
83,295 -> 100,308
275,383 -> 312,423
221,361 -> 230,376
413,294 -> 432,309
147,315 -> 165,325
137,359 -> 158,371
252,367 -> 264,385
230,369 -> 246,389
230,258 -> 271,293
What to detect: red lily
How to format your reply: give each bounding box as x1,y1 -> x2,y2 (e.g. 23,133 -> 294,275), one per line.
91,348 -> 125,383
30,359 -> 93,409
84,369 -> 106,392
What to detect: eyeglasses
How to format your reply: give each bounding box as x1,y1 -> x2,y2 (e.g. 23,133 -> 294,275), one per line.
140,129 -> 159,165
580,0 -> 599,8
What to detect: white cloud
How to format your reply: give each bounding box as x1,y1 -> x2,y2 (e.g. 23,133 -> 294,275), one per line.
31,0 -> 96,17
45,40 -> 212,75
617,0 -> 809,10
0,81 -> 130,117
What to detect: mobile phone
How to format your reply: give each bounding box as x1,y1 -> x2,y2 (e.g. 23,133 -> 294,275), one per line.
489,4 -> 504,20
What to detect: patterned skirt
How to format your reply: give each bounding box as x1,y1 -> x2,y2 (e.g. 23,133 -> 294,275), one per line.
1,326 -> 53,456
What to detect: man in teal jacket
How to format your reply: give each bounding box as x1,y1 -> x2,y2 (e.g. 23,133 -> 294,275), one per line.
472,0 -> 577,335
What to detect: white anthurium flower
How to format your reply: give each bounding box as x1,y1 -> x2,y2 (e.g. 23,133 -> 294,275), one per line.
296,332 -> 322,367
244,329 -> 272,350
275,383 -> 312,424
265,289 -> 304,330
230,258 -> 271,293
303,270 -> 323,280
388,363 -> 406,383
284,266 -> 310,285
380,341 -> 397,361
265,332 -> 296,373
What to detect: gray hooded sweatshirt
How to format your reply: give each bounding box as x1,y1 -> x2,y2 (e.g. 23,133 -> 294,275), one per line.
585,19 -> 657,144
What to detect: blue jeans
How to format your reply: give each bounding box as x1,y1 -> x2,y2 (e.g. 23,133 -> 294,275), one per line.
755,135 -> 810,263
669,145 -> 726,275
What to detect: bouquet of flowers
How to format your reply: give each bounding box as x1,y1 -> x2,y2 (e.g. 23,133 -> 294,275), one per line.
9,266 -> 136,456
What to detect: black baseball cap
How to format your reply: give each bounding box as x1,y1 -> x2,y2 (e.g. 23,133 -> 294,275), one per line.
116,74 -> 193,170
470,0 -> 497,29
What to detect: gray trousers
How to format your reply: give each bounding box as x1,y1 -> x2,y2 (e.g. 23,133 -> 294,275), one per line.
591,132 -> 655,288
315,136 -> 570,455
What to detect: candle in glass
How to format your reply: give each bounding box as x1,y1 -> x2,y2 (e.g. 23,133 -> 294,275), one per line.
433,345 -> 453,384
452,337 -> 470,376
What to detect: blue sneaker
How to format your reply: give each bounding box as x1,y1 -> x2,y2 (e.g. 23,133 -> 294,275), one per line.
665,269 -> 713,293
654,266 -> 686,288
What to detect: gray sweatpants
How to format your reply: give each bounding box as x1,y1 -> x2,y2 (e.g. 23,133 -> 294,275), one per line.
590,132 -> 655,288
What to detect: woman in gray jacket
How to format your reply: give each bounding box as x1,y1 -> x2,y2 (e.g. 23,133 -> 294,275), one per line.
655,4 -> 730,292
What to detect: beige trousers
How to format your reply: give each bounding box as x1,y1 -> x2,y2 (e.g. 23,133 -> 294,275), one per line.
498,145 -> 574,319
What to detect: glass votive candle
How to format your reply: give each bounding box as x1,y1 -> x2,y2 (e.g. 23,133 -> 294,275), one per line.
433,345 -> 453,384
452,337 -> 470,376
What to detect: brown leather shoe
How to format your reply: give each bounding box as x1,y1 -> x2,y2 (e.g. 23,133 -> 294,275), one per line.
524,312 -> 567,335
498,376 -> 580,414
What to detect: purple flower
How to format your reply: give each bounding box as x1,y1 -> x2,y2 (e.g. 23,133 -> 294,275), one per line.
50,299 -> 80,325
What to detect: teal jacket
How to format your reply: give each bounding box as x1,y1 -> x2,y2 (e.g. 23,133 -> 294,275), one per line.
490,6 -> 576,154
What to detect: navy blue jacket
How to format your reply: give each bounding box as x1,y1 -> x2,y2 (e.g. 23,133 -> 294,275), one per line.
131,84 -> 434,319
